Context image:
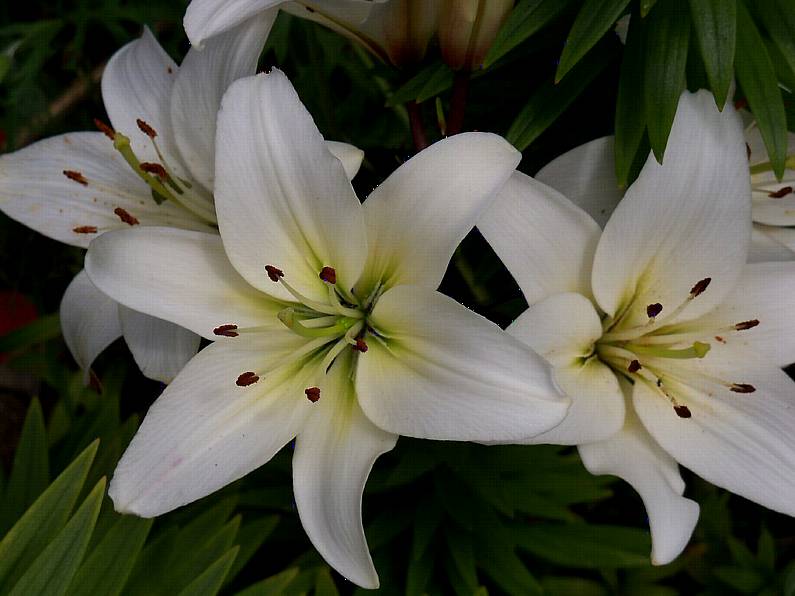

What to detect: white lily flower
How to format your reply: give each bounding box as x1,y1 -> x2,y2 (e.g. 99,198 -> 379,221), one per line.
185,0 -> 441,67
0,23 -> 362,383
83,69 -> 568,588
530,117 -> 795,264
479,89 -> 795,566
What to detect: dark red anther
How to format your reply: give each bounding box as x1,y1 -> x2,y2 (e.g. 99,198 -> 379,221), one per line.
730,383 -> 756,393
690,278 -> 711,297
73,226 -> 98,234
674,405 -> 692,418
353,338 -> 368,353
305,387 -> 321,402
265,265 -> 284,282
746,143 -> 752,161
114,207 -> 139,226
734,97 -> 748,111
94,118 -> 115,140
63,170 -> 88,185
236,372 -> 259,386
319,266 -> 337,284
140,162 -> 167,178
628,360 -> 641,373
136,118 -> 157,138
768,186 -> 793,199
213,324 -> 239,337
735,319 -> 760,331
646,303 -> 663,318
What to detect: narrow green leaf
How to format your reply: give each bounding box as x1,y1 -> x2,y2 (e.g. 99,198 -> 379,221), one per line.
485,0 -> 575,67
0,312 -> 60,352
314,568 -> 340,596
66,515 -> 153,596
735,0 -> 787,178
125,526 -> 180,596
1,397 -> 49,533
386,62 -> 453,107
754,0 -> 795,82
615,9 -> 647,187
644,0 -> 691,162
555,0 -> 631,82
687,0 -> 736,109
757,527 -> 775,569
177,547 -> 240,596
226,515 -> 279,582
0,440 -> 98,590
406,550 -> 435,596
445,527 -> 478,589
8,478 -> 106,596
233,568 -> 300,596
170,516 -> 242,591
508,41 -> 614,150
411,500 -> 443,561
514,524 -> 651,568
641,0 -> 659,16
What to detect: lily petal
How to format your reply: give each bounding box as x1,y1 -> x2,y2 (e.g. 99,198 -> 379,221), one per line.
579,402 -> 700,566
748,225 -> 795,263
102,27 -> 182,172
214,70 -> 367,302
686,262 -> 795,367
85,227 -> 282,340
60,270 -> 122,382
633,343 -> 795,518
357,284 -> 568,442
109,337 -> 315,517
535,136 -> 622,228
356,132 -> 520,295
592,90 -> 750,327
478,171 -> 601,304
326,141 -> 365,180
508,293 -> 624,444
171,12 -> 275,192
0,132 -> 211,248
293,354 -> 396,589
119,307 -> 201,383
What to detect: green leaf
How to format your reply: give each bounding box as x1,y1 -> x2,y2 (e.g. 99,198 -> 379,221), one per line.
406,549 -> 435,596
644,0 -> 691,162
641,0 -> 659,16
386,62 -> 454,107
234,568 -> 300,596
0,312 -> 60,352
713,566 -> 765,593
169,516 -> 242,591
615,8 -> 647,187
507,40 -> 614,150
555,0 -> 631,82
411,500 -> 443,561
314,568 -> 340,596
541,576 -> 609,596
1,397 -> 49,534
445,527 -> 478,590
0,440 -> 98,591
177,547 -> 240,596
754,0 -> 795,82
514,524 -> 651,568
66,515 -> 153,596
226,515 -> 279,582
8,477 -> 105,596
485,0 -> 575,67
735,0 -> 787,178
757,527 -> 775,569
687,0 -> 736,109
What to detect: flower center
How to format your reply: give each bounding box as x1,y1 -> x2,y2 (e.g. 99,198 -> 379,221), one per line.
214,265 -> 386,403
594,277 -> 758,418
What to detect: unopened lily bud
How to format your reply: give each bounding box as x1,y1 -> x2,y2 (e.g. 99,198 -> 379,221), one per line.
381,0 -> 441,66
438,0 -> 513,71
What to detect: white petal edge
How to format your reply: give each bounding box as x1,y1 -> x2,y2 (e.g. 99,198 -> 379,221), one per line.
579,405 -> 700,566
214,70 -> 367,303
748,225 -> 795,263
85,226 -> 281,340
357,132 -> 520,294
109,337 -> 316,517
508,293 -> 625,445
591,90 -> 750,328
60,270 -> 122,382
326,141 -> 365,180
478,171 -> 601,305
119,307 -> 201,383
293,354 -> 397,589
357,284 -> 569,442
535,136 -> 623,229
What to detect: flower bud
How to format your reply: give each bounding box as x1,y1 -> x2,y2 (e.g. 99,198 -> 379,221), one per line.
438,0 -> 513,71
380,0 -> 441,66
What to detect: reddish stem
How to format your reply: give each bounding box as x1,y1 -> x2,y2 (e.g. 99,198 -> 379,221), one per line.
446,70 -> 471,136
407,100 -> 428,151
